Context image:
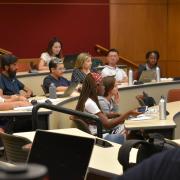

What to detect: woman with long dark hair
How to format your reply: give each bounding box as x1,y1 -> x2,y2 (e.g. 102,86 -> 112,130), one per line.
75,73 -> 140,144
39,37 -> 63,70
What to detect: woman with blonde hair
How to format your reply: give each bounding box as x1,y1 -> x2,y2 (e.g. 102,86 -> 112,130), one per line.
71,53 -> 92,83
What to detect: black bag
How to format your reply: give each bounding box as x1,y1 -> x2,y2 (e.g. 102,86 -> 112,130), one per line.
118,133 -> 179,171
136,91 -> 156,107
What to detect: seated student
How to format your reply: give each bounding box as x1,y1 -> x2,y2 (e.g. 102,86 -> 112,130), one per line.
137,50 -> 160,80
98,76 -> 131,135
43,58 -> 70,94
0,54 -> 33,98
71,53 -> 92,83
39,37 -> 63,71
75,73 -> 140,144
101,49 -> 128,83
98,76 -> 120,118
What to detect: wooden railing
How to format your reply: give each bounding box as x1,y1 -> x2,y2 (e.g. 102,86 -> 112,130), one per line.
0,48 -> 12,55
95,44 -> 138,69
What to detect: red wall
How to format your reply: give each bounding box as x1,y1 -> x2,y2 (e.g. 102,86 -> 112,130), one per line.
0,1 -> 109,58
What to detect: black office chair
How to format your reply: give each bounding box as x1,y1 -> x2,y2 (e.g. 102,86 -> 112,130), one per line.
32,103 -> 103,138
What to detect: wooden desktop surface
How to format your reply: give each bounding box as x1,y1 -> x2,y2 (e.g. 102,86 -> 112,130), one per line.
125,101 -> 179,130
14,128 -> 124,177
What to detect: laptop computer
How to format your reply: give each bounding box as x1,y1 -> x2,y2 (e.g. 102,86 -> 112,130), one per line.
28,130 -> 95,180
63,54 -> 78,69
57,82 -> 78,98
139,70 -> 156,83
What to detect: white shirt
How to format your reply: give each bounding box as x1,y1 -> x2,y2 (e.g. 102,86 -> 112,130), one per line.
85,98 -> 101,115
101,65 -> 127,81
40,52 -> 56,66
85,98 -> 101,134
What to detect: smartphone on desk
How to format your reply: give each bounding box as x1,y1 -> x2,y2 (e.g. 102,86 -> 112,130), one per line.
137,106 -> 148,113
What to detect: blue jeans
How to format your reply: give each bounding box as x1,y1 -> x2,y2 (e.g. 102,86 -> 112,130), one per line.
104,133 -> 125,144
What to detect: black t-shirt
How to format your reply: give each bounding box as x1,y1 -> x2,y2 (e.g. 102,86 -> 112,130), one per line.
116,148 -> 180,180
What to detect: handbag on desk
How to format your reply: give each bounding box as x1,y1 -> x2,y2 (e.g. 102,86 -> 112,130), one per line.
118,133 -> 179,171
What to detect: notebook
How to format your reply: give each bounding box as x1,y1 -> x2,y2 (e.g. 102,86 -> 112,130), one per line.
139,70 -> 156,83
28,130 -> 95,180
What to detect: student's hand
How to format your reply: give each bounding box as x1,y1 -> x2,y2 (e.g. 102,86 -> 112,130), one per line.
10,95 -> 27,101
19,90 -> 32,98
18,95 -> 28,101
113,87 -> 120,104
25,91 -> 33,98
128,109 -> 143,116
16,101 -> 31,107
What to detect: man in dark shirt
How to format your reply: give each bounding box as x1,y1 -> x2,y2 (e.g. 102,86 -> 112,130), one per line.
0,54 -> 33,133
0,54 -> 33,97
116,148 -> 180,180
43,58 -> 70,94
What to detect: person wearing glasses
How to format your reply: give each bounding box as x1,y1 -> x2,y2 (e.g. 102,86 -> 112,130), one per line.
43,58 -> 70,94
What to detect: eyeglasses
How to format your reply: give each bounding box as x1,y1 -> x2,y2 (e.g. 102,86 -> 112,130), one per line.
56,68 -> 65,71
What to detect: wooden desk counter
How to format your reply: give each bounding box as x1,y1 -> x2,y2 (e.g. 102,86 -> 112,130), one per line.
0,104 -> 52,131
29,92 -> 79,129
117,80 -> 180,113
125,101 -> 180,139
25,79 -> 179,129
14,128 -> 123,177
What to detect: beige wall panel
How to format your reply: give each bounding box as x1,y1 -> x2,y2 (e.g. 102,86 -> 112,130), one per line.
166,61 -> 180,77
110,0 -> 168,76
110,1 -> 167,61
168,3 -> 180,60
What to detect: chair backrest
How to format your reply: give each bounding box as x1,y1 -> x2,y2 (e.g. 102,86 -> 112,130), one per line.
32,103 -> 103,138
173,112 -> 180,139
0,132 -> 32,164
70,117 -> 91,135
167,89 -> 180,103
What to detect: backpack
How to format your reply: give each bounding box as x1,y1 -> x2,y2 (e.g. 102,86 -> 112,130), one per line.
136,91 -> 156,107
118,133 -> 179,171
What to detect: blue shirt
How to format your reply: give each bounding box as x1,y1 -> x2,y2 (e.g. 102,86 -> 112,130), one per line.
0,74 -> 24,95
43,74 -> 70,93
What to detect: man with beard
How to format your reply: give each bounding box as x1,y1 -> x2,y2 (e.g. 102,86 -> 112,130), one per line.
0,54 -> 32,97
0,54 -> 33,133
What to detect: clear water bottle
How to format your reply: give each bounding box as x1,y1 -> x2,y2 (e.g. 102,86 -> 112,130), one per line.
128,68 -> 133,86
159,96 -> 166,120
156,66 -> 160,82
49,83 -> 57,99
